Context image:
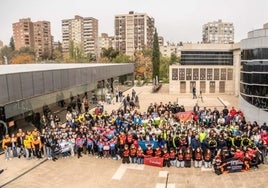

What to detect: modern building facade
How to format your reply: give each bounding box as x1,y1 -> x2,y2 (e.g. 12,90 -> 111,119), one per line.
239,23 -> 268,123
169,43 -> 241,95
12,18 -> 53,58
202,19 -> 234,44
0,63 -> 134,142
114,11 -> 155,56
62,15 -> 99,58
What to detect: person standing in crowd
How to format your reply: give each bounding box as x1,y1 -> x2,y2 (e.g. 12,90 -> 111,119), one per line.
32,136 -> 42,159
192,86 -> 197,99
122,144 -> 130,164
176,148 -> 185,168
10,133 -> 18,158
136,146 -> 144,164
194,147 -> 203,168
75,134 -> 83,159
163,148 -> 171,167
204,148 -> 212,168
16,129 -> 25,158
2,135 -> 11,160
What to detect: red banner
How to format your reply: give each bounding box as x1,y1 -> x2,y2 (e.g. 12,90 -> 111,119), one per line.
176,111 -> 194,122
144,157 -> 164,167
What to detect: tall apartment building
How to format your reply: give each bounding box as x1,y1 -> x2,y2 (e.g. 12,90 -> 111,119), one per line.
33,21 -> 53,58
12,18 -> 53,58
13,18 -> 34,49
114,11 -> 155,56
202,19 -> 234,44
62,15 -> 98,58
98,33 -> 114,53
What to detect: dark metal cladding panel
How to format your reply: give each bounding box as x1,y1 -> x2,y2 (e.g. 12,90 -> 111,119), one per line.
0,75 -> 9,104
7,74 -> 22,101
69,69 -> 76,86
61,69 -> 69,89
81,68 -> 87,84
92,67 -> 97,82
43,71 -> 53,93
75,69 -> 82,85
33,72 -> 44,95
52,70 -> 61,91
86,67 -> 92,83
20,72 -> 34,98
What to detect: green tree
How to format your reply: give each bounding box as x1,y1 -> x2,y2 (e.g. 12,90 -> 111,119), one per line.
170,53 -> 179,64
101,47 -> 119,61
159,56 -> 170,82
152,29 -> 160,81
19,46 -> 35,56
0,46 -> 14,63
9,37 -> 15,51
69,40 -> 75,60
112,53 -> 131,63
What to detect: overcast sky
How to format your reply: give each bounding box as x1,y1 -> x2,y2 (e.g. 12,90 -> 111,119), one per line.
1,0 -> 268,45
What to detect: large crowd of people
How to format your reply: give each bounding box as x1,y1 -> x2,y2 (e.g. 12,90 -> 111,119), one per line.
2,90 -> 268,175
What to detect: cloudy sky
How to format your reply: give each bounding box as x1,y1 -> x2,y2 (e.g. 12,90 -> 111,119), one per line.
1,0 -> 267,45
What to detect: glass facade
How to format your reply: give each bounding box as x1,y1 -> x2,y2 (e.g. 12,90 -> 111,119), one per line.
181,51 -> 233,65
240,61 -> 268,111
241,48 -> 268,60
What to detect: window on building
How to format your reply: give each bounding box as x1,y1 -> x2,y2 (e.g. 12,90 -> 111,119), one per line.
209,81 -> 215,93
186,68 -> 192,80
200,68 -> 206,80
179,68 -> 185,80
172,68 -> 178,80
219,81 -> 225,93
214,68 -> 220,80
193,68 -> 199,80
207,68 -> 213,80
200,81 -> 206,93
221,68 -> 226,80
180,81 -> 186,93
227,68 -> 233,80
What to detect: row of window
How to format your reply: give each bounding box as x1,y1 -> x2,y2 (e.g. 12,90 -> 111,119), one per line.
179,81 -> 226,93
172,68 -> 233,81
241,48 -> 268,60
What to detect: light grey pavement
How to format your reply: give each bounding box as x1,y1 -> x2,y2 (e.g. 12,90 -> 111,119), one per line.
1,84 -> 266,188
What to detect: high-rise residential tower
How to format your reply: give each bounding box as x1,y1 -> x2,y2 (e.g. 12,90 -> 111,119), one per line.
202,19 -> 234,44
12,18 -> 53,58
62,15 -> 98,58
114,11 -> 155,56
13,18 -> 34,49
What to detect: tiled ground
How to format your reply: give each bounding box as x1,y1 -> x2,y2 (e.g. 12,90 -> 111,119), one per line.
1,84 -> 260,188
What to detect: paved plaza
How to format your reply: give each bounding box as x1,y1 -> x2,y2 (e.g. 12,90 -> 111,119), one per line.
1,84 -> 267,188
